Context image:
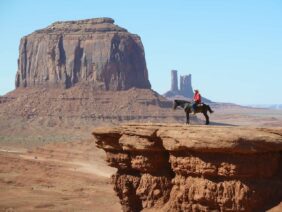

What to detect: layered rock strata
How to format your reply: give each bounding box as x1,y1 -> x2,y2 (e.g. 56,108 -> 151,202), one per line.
15,17 -> 150,90
180,74 -> 194,98
164,70 -> 211,103
93,124 -> 282,212
171,70 -> 178,93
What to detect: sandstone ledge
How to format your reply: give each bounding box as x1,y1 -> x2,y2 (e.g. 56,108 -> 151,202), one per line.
93,124 -> 282,211
93,124 -> 282,153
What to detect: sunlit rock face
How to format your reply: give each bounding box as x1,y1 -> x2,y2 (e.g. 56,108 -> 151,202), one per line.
15,17 -> 151,90
93,124 -> 282,212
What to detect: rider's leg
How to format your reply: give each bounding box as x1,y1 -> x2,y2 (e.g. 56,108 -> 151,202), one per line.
192,103 -> 196,114
191,103 -> 195,111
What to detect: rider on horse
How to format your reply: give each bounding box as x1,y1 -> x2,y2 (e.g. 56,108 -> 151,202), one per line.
192,89 -> 201,114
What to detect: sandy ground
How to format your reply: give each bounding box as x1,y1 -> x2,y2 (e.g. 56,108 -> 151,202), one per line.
0,140 -> 122,212
209,106 -> 282,127
0,105 -> 282,211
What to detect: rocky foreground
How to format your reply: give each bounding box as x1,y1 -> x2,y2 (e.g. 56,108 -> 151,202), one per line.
93,124 -> 282,212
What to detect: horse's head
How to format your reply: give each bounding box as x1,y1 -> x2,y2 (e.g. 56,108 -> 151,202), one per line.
173,99 -> 191,110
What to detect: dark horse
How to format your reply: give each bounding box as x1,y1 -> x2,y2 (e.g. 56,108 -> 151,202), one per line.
173,99 -> 214,125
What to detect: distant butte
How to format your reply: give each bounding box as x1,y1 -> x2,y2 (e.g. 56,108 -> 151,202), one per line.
1,17 -> 197,129
15,17 -> 151,90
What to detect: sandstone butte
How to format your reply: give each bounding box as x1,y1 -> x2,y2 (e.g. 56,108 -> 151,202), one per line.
15,17 -> 151,90
92,124 -> 282,212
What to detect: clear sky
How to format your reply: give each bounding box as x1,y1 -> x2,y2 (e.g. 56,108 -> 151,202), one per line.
0,0 -> 281,104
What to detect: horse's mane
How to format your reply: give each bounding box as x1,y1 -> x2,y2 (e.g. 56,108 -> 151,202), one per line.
174,99 -> 191,104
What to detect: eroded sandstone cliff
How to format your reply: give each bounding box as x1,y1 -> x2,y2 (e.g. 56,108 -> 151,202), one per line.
93,124 -> 282,212
15,17 -> 150,90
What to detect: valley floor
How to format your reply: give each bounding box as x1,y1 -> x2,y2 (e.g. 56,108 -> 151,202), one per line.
0,140 -> 121,212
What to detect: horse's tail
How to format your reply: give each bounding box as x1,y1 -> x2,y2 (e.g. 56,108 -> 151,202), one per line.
207,105 -> 214,113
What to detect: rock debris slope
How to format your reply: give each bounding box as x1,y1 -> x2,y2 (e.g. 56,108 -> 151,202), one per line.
93,124 -> 282,212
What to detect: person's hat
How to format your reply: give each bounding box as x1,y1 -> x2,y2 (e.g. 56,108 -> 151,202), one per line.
194,89 -> 199,92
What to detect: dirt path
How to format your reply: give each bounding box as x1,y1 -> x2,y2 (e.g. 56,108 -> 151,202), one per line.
0,140 -> 122,212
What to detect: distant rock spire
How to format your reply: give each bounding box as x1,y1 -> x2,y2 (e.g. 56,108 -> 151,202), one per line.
171,70 -> 178,92
180,74 -> 194,98
163,70 -> 212,102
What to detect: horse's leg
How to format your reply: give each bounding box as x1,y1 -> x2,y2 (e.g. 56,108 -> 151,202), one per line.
186,111 -> 190,124
203,112 -> 209,125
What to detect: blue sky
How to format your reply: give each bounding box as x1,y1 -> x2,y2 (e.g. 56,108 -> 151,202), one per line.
0,0 -> 281,104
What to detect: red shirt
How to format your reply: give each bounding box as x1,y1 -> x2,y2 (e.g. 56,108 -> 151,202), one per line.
193,92 -> 201,103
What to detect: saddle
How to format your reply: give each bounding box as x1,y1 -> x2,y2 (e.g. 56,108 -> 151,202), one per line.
184,103 -> 205,111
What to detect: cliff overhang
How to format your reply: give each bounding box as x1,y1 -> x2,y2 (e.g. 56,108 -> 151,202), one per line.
93,124 -> 282,211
